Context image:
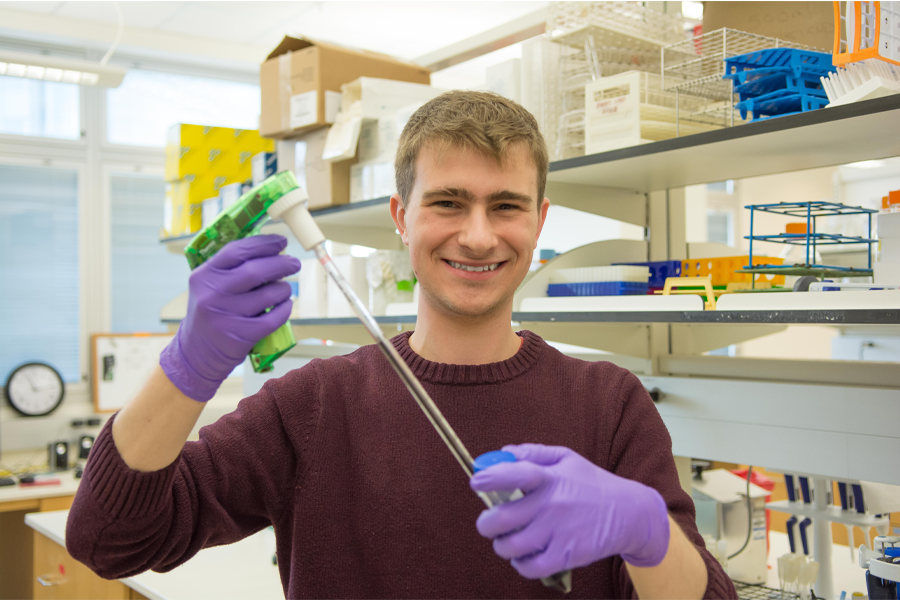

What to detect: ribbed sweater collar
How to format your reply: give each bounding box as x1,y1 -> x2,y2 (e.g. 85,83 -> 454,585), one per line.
390,330 -> 544,385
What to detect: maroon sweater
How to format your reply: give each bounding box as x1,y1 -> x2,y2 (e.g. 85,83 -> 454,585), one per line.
67,331 -> 735,599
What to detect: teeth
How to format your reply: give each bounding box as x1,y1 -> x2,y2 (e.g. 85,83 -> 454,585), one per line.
449,260 -> 499,273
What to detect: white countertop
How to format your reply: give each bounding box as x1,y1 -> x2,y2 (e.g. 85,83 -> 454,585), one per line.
26,510 -> 873,600
26,510 -> 283,600
0,470 -> 81,504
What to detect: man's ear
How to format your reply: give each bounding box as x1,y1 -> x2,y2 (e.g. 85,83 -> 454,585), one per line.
390,194 -> 410,246
534,197 -> 550,247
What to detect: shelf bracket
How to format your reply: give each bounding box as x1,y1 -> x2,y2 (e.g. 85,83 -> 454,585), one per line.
545,182 -> 646,227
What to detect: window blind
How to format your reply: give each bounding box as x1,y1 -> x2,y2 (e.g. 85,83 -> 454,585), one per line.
0,165 -> 80,383
110,174 -> 189,334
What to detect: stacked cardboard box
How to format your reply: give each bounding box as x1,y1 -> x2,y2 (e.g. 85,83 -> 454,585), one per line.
163,124 -> 273,237
275,128 -> 356,210
260,36 -> 431,139
314,78 -> 442,202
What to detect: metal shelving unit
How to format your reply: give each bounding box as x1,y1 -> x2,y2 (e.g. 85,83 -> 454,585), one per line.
549,94 -> 900,192
158,88 -> 900,492
743,201 -> 878,279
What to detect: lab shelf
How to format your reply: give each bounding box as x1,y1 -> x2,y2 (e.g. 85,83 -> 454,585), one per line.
766,500 -> 891,529
547,93 -> 900,192
159,95 -> 900,250
252,309 -> 900,327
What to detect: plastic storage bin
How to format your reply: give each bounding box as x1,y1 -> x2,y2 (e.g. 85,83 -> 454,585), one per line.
681,256 -> 785,286
613,260 -> 683,288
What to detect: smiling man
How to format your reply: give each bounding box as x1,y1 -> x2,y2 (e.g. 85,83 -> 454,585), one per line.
67,91 -> 735,599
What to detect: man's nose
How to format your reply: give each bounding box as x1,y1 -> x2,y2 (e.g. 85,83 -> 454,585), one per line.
458,207 -> 498,255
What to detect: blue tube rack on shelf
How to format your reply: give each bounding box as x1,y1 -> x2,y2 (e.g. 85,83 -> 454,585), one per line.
611,260 -> 682,289
724,48 -> 835,80
547,281 -> 649,297
722,48 -> 835,122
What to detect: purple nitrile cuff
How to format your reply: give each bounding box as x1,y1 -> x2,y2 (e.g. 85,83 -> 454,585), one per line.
160,331 -> 222,403
621,486 -> 670,568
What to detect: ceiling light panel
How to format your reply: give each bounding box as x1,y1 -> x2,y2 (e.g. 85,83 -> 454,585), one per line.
0,49 -> 125,87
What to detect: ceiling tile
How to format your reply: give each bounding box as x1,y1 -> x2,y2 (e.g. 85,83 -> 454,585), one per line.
0,1 -> 63,14
278,1 -> 547,60
157,3 -> 287,44
52,1 -> 186,28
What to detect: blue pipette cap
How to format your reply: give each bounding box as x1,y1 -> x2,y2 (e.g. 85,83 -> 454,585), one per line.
473,450 -> 517,473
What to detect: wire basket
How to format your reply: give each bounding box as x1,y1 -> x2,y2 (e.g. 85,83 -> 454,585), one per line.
584,71 -> 728,154
661,28 -> 824,129
732,580 -> 800,600
662,28 -> 822,92
547,2 -> 687,159
550,1 -> 686,49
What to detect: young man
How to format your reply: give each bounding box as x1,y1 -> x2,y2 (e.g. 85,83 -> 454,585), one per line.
68,91 -> 735,599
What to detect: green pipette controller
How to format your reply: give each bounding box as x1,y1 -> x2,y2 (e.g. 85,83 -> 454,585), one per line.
184,171 -> 303,373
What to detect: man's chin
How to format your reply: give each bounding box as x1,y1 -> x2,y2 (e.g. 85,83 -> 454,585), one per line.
431,294 -> 511,321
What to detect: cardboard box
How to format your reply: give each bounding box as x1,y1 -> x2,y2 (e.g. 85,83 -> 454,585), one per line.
260,36 -> 431,139
252,152 -> 277,186
219,183 -> 243,210
281,127 -> 356,209
166,124 -> 273,181
323,79 -> 441,162
201,196 -> 221,229
702,2 -> 834,50
351,161 -> 395,202
164,175 -> 233,236
341,77 -> 442,121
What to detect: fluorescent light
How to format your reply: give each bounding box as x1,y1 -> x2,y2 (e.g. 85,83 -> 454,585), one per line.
25,65 -> 45,79
0,49 -> 125,88
7,63 -> 26,77
845,160 -> 885,169
62,70 -> 81,84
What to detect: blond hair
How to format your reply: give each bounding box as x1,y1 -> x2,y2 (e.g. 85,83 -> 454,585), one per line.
395,91 -> 548,206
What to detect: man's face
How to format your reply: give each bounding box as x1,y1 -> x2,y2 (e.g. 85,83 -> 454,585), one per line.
391,142 -> 549,320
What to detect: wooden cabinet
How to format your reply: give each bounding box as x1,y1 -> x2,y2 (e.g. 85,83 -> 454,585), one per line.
33,530 -> 132,600
0,495 -> 75,600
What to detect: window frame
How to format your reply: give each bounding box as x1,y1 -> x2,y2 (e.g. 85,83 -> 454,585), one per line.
0,47 -> 257,389
0,153 -> 87,391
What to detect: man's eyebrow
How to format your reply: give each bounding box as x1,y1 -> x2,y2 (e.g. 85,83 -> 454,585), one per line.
421,188 -> 534,205
421,187 -> 475,201
487,190 -> 533,204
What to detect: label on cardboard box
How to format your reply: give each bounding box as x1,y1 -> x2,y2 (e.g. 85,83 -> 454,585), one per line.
325,91 -> 342,124
290,91 -> 318,129
323,108 -> 363,162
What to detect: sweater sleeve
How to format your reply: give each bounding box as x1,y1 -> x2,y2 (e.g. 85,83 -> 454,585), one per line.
66,372 -> 315,579
605,370 -> 737,600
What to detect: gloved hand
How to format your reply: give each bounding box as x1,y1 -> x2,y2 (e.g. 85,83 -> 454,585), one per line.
160,235 -> 300,402
469,444 -> 670,579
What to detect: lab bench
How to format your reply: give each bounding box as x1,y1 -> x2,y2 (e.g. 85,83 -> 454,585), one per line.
24,509 -> 872,600
0,470 -> 79,600
25,510 -> 282,600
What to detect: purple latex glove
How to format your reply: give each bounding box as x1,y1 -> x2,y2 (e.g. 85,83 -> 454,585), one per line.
469,444 -> 670,579
161,235 -> 300,402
